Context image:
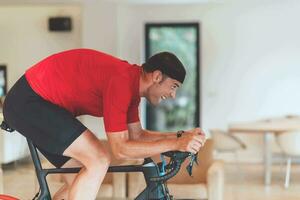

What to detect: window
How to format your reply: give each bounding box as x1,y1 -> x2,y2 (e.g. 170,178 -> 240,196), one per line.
145,23 -> 200,131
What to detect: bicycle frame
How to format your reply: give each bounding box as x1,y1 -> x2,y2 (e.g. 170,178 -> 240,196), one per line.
28,139 -> 173,200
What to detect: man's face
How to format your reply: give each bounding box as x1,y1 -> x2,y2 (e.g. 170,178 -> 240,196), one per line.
145,71 -> 182,106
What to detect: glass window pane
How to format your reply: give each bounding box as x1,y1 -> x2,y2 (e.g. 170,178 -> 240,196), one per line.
145,23 -> 200,132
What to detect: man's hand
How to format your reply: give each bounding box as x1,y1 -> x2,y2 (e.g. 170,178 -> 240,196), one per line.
186,127 -> 206,136
176,128 -> 206,154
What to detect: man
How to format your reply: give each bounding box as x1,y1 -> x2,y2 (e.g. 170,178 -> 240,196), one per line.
3,49 -> 206,200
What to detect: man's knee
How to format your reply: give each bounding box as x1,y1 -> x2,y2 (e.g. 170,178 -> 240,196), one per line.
86,152 -> 111,172
80,139 -> 111,171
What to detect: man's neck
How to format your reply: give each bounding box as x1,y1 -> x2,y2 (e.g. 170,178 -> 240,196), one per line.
139,70 -> 152,97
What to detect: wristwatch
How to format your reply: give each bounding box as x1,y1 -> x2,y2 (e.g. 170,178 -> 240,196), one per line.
176,130 -> 184,138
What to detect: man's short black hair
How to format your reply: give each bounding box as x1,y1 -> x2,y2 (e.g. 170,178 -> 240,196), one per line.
142,52 -> 186,83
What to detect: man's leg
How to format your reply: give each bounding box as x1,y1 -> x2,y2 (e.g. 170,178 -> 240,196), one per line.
53,159 -> 82,200
62,129 -> 111,200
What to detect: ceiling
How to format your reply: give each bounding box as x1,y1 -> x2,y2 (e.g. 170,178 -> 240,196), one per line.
108,0 -> 222,4
0,0 -> 223,5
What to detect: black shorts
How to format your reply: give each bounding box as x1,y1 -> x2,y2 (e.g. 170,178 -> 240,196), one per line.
3,75 -> 87,168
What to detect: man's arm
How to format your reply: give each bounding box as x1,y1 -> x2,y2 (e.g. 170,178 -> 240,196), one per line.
127,121 -> 177,141
127,121 -> 206,142
106,122 -> 205,160
106,130 -> 179,160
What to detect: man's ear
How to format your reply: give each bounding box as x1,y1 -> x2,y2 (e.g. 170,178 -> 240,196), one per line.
152,70 -> 162,83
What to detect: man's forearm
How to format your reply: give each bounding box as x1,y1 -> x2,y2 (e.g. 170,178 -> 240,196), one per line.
117,138 -> 178,159
138,129 -> 177,141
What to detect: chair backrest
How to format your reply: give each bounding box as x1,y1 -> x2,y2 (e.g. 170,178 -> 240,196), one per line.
210,129 -> 246,151
277,131 -> 300,156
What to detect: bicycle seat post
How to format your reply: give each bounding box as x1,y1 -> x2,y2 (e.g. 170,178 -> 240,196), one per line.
27,139 -> 51,200
1,121 -> 51,199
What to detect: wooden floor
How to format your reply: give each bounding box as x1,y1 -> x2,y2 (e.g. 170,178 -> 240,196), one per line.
224,163 -> 300,200
2,158 -> 300,200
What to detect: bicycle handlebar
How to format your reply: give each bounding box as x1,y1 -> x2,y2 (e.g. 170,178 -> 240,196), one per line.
148,151 -> 194,182
150,159 -> 181,182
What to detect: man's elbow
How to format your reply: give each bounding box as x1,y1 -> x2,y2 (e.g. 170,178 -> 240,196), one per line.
113,151 -> 126,160
112,147 -> 130,160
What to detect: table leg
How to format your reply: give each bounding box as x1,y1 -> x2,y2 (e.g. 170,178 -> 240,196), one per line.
264,132 -> 273,185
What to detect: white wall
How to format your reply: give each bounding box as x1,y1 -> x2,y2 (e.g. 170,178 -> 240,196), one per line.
82,1 -> 118,54
0,4 -> 82,88
115,0 -> 300,162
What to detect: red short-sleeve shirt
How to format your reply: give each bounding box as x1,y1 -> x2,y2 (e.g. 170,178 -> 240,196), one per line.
25,49 -> 141,132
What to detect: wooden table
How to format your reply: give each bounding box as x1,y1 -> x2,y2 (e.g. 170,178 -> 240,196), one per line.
228,116 -> 300,185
